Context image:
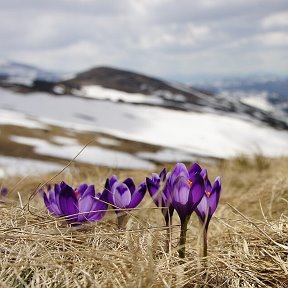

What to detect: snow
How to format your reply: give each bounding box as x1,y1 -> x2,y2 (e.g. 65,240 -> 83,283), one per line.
1,88 -> 288,159
10,136 -> 155,170
0,156 -> 63,178
52,136 -> 78,145
0,109 -> 47,129
240,92 -> 274,112
80,85 -> 163,105
219,90 -> 274,112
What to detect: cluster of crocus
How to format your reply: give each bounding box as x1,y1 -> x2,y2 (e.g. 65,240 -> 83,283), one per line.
147,163 -> 221,258
42,162 -> 221,258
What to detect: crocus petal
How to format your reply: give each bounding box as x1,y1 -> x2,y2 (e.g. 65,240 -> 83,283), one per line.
208,177 -> 221,215
195,196 -> 209,223
43,192 -> 62,216
78,195 -> 94,222
81,185 -> 96,198
200,168 -> 212,191
109,175 -> 118,190
128,182 -> 146,209
170,163 -> 189,185
76,184 -> 88,198
87,198 -> 108,221
59,183 -> 78,221
146,176 -> 160,199
159,168 -> 167,181
112,183 -> 131,209
188,163 -> 202,178
173,177 -> 190,205
188,172 -> 205,210
171,177 -> 191,222
123,178 -> 136,194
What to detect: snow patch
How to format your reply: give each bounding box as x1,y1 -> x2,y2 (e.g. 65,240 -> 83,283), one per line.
0,156 -> 63,178
81,85 -> 163,105
10,135 -> 155,170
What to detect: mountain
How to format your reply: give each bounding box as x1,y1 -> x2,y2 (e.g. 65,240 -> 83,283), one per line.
1,61 -> 288,170
192,76 -> 288,114
0,61 -> 287,130
0,60 -> 62,87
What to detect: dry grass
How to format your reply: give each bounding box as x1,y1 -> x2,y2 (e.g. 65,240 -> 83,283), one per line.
0,156 -> 288,287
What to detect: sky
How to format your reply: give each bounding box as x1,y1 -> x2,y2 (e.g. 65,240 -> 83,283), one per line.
1,0 -> 288,82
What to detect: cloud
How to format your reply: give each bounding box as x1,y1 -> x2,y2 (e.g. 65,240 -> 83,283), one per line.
0,0 -> 287,80
262,11 -> 288,28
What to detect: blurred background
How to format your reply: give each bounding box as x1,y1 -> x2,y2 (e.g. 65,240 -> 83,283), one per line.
0,0 -> 288,178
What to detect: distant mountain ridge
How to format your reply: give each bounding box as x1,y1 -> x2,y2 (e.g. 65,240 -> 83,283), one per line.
0,60 -> 287,130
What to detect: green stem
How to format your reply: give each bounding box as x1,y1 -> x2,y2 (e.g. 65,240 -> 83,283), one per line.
178,216 -> 190,258
202,226 -> 208,258
165,215 -> 172,253
117,214 -> 126,229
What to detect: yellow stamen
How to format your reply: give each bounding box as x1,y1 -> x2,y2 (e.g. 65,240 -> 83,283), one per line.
206,191 -> 211,197
187,179 -> 193,187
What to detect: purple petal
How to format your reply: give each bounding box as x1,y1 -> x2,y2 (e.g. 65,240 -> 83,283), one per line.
112,183 -> 131,208
195,196 -> 209,222
128,182 -> 146,209
75,184 -> 88,198
208,177 -> 221,215
87,198 -> 108,221
43,191 -> 62,216
146,176 -> 159,197
170,163 -> 189,185
103,188 -> 114,204
104,178 -> 111,190
123,178 -> 136,194
78,195 -> 94,222
188,172 -> 205,209
200,168 -> 212,191
172,177 -> 190,206
188,163 -> 202,178
109,175 -> 118,190
58,183 -> 78,220
159,168 -> 167,181
81,185 -> 96,198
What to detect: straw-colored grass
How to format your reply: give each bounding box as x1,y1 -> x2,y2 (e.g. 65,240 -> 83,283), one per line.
0,156 -> 288,287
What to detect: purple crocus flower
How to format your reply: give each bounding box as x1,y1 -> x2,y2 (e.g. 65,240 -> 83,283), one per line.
104,175 -> 146,228
146,168 -> 174,226
43,181 -> 108,224
170,163 -> 205,223
168,162 -> 205,258
195,168 -> 222,230
191,164 -> 222,257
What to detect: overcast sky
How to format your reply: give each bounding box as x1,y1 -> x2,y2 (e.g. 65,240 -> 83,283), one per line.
1,0 -> 288,82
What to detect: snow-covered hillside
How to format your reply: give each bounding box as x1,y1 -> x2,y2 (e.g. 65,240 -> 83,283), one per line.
1,88 -> 288,161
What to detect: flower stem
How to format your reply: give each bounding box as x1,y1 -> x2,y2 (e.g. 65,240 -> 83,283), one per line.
117,214 -> 126,229
165,215 -> 172,253
178,216 -> 190,258
202,226 -> 208,258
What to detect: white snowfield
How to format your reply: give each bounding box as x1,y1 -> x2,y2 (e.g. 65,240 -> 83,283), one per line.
0,88 -> 288,163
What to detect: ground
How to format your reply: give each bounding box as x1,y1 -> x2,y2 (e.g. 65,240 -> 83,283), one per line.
0,156 -> 288,287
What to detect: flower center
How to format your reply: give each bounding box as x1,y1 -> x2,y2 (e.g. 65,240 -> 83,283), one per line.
206,191 -> 211,197
74,190 -> 79,198
187,179 -> 193,187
